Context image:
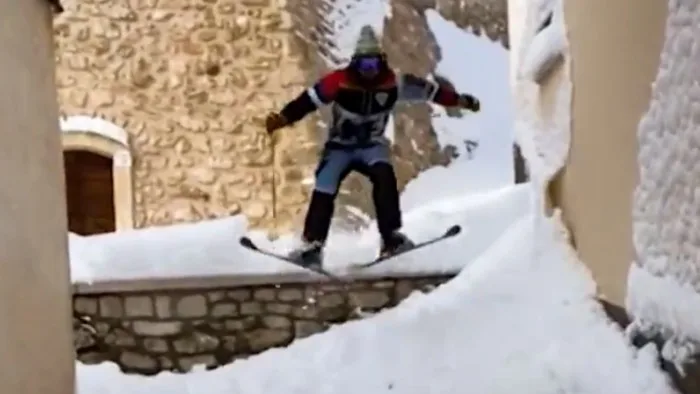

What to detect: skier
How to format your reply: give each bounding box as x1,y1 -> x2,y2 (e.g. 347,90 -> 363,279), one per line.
264,25 -> 481,265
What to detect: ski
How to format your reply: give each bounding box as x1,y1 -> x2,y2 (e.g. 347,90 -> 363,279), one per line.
239,237 -> 346,281
350,224 -> 462,269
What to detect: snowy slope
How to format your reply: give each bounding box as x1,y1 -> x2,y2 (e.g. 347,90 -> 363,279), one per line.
627,0 -> 700,365
77,212 -> 676,394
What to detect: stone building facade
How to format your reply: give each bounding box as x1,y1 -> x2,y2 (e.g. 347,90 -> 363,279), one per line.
54,0 -> 510,236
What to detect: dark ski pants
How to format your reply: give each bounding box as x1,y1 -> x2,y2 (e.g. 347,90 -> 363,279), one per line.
303,142 -> 402,245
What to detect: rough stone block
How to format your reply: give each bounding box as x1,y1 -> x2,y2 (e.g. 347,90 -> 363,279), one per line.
245,329 -> 293,352
121,351 -> 157,372
395,280 -> 418,302
208,291 -> 226,303
143,338 -> 169,353
159,356 -> 174,370
224,317 -> 256,331
227,289 -> 251,301
132,321 -> 183,336
350,291 -> 390,309
105,328 -> 136,347
262,315 -> 291,329
294,321 -> 325,339
155,296 -> 172,318
99,296 -> 124,318
124,295 -> 154,317
277,288 -> 303,301
266,302 -> 292,314
211,302 -> 238,317
222,335 -> 237,352
240,301 -> 263,315
253,288 -> 276,301
318,293 -> 344,308
292,305 -> 317,319
176,294 -> 208,318
74,296 -> 98,315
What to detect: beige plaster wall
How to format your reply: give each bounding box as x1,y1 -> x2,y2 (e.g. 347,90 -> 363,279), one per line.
551,0 -> 667,305
0,1 -> 75,393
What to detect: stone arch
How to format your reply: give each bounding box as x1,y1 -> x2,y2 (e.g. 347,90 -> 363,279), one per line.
59,115 -> 134,231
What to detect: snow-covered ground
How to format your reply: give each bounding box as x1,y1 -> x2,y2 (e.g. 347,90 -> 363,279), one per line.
77,210 -> 676,394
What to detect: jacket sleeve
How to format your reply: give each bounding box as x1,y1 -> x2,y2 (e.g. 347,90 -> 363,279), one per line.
280,70 -> 343,124
397,73 -> 460,107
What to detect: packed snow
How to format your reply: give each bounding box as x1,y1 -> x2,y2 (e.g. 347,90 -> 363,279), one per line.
627,0 -> 700,364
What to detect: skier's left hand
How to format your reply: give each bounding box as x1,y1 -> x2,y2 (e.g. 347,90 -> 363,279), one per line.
457,93 -> 480,112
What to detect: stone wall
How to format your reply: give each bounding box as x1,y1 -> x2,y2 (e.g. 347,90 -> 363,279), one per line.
54,0 -> 510,235
73,275 -> 451,375
54,0 -> 317,234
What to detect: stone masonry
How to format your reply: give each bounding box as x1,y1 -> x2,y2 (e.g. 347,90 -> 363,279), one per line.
73,275 -> 451,375
54,0 -> 510,235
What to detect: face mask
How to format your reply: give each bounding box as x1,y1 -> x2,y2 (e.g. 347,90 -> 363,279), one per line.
355,56 -> 381,78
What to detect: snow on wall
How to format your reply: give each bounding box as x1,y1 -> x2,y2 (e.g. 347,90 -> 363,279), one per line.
508,0 -> 571,237
627,0 -> 700,361
59,115 -> 129,147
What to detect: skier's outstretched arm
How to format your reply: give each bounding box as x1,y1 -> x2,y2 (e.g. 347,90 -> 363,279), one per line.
265,71 -> 343,134
397,73 -> 481,112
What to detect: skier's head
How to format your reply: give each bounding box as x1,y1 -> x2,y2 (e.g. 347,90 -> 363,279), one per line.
348,25 -> 388,85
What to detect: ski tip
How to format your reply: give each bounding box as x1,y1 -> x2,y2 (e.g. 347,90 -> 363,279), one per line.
445,225 -> 462,237
239,237 -> 258,250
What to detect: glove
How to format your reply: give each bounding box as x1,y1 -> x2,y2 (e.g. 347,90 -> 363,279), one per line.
457,94 -> 480,112
265,112 -> 288,134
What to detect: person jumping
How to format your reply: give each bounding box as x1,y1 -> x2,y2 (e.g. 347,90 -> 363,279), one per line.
264,25 -> 481,266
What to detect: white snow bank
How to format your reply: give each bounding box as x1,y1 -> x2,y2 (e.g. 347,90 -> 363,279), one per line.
70,184 -> 531,284
627,0 -> 700,356
77,213 -> 676,394
421,10 -> 516,197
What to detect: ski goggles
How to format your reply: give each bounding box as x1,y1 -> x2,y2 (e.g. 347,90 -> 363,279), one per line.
355,56 -> 381,75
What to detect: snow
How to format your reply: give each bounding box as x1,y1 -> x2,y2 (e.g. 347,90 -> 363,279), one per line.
77,212 -> 677,394
70,0 -> 685,392
320,0 -> 391,66
416,10 -> 516,198
511,0 -> 571,184
70,183 -> 531,284
519,0 -> 566,83
626,0 -> 700,360
60,115 -> 129,147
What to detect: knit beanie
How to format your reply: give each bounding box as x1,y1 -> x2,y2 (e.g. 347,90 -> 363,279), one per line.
354,25 -> 382,56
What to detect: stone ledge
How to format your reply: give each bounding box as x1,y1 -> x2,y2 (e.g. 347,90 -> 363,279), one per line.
73,269 -> 460,295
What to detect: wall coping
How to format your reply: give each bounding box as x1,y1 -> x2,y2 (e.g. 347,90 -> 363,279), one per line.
72,269 -> 459,295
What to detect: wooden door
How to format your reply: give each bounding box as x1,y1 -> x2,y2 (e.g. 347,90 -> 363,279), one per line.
63,150 -> 116,235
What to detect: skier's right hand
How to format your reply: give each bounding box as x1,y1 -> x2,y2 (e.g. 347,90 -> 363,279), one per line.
265,112 -> 288,134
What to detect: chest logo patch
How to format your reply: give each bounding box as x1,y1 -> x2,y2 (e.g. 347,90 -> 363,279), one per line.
375,92 -> 388,106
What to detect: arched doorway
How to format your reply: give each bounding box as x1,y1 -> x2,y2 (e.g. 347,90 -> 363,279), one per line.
63,150 -> 116,235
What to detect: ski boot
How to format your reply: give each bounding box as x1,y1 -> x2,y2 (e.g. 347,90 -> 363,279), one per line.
288,239 -> 324,267
379,231 -> 415,259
